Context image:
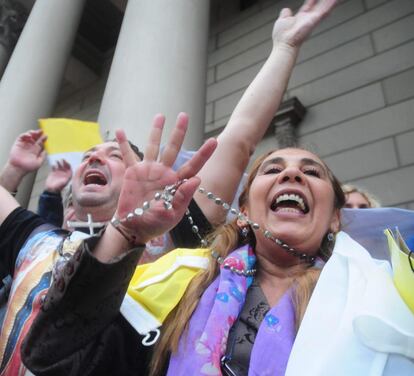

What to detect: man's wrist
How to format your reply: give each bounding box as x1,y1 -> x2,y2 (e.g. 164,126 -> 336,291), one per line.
109,219 -> 146,248
93,223 -> 146,263
43,188 -> 62,195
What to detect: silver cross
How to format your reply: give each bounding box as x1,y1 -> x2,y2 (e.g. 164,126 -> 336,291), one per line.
67,213 -> 106,235
159,179 -> 187,210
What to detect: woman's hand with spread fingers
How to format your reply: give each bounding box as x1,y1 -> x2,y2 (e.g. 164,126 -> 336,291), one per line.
272,0 -> 337,50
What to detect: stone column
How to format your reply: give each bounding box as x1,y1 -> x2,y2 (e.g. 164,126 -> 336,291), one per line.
0,0 -> 28,78
98,0 -> 210,150
0,0 -> 86,207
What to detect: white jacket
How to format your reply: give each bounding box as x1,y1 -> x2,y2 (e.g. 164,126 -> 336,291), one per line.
286,231 -> 414,376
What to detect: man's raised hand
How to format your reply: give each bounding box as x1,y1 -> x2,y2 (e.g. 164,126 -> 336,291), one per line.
114,113 -> 217,245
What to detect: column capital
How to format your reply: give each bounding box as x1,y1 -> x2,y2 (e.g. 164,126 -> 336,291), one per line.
0,0 -> 27,50
272,97 -> 306,148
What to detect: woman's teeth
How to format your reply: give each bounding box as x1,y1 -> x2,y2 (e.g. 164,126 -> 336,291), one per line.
272,193 -> 306,212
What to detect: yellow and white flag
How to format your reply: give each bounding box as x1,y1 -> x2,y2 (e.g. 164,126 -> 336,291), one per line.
385,228 -> 414,314
39,118 -> 103,170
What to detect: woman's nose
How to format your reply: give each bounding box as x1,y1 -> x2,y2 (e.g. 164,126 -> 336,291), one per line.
278,167 -> 304,184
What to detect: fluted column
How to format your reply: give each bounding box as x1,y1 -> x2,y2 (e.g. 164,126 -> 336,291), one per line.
98,0 -> 210,150
0,0 -> 28,78
0,0 -> 86,207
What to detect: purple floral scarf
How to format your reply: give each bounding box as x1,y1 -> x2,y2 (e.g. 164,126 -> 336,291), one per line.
167,244 -> 295,375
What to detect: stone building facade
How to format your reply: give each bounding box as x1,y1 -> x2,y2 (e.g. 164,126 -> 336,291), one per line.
205,0 -> 414,209
1,0 -> 413,210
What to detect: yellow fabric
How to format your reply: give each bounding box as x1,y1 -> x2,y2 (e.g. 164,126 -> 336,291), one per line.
127,248 -> 210,323
385,229 -> 414,313
39,118 -> 103,154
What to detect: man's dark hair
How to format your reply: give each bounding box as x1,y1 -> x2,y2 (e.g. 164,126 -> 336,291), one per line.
111,138 -> 144,161
128,141 -> 144,161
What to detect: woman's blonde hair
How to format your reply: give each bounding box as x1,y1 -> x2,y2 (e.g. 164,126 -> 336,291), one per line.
342,184 -> 380,208
149,148 -> 345,375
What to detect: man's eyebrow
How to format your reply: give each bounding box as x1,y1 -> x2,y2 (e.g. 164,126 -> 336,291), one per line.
106,145 -> 121,153
84,146 -> 96,154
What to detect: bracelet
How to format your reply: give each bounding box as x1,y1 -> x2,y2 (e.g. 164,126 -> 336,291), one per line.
108,180 -> 187,248
109,220 -> 145,248
9,190 -> 17,197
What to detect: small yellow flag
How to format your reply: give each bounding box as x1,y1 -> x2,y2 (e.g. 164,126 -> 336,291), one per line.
127,248 -> 210,324
39,118 -> 103,169
385,228 -> 414,313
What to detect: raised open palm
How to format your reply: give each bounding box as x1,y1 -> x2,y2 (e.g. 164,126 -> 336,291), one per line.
113,113 -> 217,245
272,0 -> 337,48
45,159 -> 72,193
9,130 -> 47,172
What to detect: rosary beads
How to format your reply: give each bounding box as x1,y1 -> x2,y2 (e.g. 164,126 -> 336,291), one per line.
110,180 -> 316,269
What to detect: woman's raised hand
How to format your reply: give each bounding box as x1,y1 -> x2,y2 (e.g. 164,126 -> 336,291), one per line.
272,0 -> 337,49
114,113 -> 217,245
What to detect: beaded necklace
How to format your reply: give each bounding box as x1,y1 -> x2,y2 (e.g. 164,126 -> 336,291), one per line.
110,180 -> 316,277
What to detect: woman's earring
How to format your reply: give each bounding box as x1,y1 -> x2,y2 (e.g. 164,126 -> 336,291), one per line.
327,232 -> 334,242
241,226 -> 250,238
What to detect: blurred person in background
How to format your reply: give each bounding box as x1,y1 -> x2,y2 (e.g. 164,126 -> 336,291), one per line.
343,184 -> 380,209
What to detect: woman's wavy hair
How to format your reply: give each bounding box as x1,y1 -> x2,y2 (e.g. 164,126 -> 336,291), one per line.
149,148 -> 345,375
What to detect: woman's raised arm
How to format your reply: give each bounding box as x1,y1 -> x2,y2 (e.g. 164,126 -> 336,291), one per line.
196,0 -> 338,225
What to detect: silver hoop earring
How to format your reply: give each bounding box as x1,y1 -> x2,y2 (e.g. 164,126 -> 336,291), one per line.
327,232 -> 334,242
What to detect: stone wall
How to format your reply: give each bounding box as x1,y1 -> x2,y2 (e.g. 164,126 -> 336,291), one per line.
29,0 -> 414,210
206,0 -> 414,208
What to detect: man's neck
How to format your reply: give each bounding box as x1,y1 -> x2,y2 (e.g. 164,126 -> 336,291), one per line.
74,205 -> 114,223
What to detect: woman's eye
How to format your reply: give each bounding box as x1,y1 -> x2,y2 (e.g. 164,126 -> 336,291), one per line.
264,167 -> 282,175
304,169 -> 320,177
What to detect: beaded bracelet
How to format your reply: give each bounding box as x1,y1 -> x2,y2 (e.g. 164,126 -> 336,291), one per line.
109,180 -> 189,248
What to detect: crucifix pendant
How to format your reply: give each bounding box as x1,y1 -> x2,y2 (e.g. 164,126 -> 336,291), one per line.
158,179 -> 188,210
67,213 -> 106,235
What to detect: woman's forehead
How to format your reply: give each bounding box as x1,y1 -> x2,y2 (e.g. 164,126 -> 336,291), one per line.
262,148 -> 323,165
